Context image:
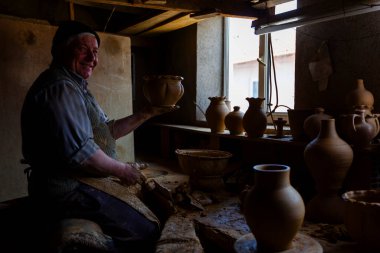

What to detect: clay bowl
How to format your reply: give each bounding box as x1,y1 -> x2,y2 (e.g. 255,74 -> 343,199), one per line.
342,189 -> 380,252
142,75 -> 184,107
175,149 -> 232,191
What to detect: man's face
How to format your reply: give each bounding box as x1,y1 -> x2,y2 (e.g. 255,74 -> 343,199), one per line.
67,34 -> 99,79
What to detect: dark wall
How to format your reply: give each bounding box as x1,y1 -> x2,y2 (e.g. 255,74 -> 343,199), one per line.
295,10 -> 380,117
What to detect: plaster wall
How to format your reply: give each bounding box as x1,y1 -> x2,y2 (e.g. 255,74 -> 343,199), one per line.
0,16 -> 134,202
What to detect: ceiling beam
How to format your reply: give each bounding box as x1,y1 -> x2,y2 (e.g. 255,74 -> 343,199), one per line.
118,10 -> 183,35
137,13 -> 198,36
68,0 -> 267,19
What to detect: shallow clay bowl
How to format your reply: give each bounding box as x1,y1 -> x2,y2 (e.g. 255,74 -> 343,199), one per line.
175,149 -> 232,177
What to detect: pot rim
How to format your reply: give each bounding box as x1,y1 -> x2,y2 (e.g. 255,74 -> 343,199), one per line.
342,189 -> 380,207
253,164 -> 290,172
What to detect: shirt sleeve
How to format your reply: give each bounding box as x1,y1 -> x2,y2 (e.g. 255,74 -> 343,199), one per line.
41,80 -> 99,166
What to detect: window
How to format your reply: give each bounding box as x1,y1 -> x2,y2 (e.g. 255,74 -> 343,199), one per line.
226,1 -> 297,120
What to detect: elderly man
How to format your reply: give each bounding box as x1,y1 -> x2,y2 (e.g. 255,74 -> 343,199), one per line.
21,20 -> 176,252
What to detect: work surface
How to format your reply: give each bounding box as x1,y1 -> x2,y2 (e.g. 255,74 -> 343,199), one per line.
138,155 -> 359,253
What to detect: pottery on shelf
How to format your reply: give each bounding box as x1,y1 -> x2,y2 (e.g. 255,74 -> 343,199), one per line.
345,79 -> 374,114
243,97 -> 267,138
205,96 -> 230,133
142,75 -> 184,107
225,106 -> 245,135
273,117 -> 287,138
287,108 -> 314,141
339,105 -> 380,148
304,119 -> 353,223
241,164 -> 305,252
303,107 -> 333,140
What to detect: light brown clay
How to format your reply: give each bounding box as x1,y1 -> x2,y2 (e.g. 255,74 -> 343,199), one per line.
142,75 -> 184,106
243,97 -> 267,138
205,96 -> 230,133
225,106 -> 245,135
345,79 -> 374,114
304,119 -> 353,223
242,164 -> 305,252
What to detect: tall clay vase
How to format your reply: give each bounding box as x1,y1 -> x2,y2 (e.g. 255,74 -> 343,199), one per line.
304,119 -> 353,223
242,164 -> 305,252
243,97 -> 267,138
205,96 -> 230,133
224,106 -> 245,135
345,79 -> 374,114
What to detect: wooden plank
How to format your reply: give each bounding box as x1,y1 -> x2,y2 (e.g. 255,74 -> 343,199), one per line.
68,0 -> 266,18
137,13 -> 199,36
119,10 -> 181,35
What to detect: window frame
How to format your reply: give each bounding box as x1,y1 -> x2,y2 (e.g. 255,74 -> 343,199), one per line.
224,17 -> 293,125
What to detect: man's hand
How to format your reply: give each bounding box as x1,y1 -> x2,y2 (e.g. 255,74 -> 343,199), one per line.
119,162 -> 147,186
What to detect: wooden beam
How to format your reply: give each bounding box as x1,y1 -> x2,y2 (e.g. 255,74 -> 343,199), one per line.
68,0 -> 267,18
137,13 -> 199,36
119,10 -> 182,35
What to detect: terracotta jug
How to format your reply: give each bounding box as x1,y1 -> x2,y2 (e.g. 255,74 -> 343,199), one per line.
205,96 -> 230,133
142,75 -> 184,106
304,119 -> 353,223
224,106 -> 245,135
243,97 -> 267,138
339,106 -> 379,148
346,79 -> 374,114
303,107 -> 333,140
241,164 -> 305,252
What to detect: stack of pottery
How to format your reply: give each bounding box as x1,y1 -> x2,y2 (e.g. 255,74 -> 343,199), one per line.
224,106 -> 245,135
304,119 -> 353,223
205,96 -> 230,133
243,97 -> 267,138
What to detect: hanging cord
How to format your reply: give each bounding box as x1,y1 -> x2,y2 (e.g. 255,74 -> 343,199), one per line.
103,7 -> 116,32
266,33 -> 292,127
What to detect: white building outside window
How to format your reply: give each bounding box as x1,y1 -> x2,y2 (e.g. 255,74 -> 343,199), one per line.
226,1 -> 297,120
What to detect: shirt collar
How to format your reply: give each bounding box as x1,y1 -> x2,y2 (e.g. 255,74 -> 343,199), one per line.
61,66 -> 89,92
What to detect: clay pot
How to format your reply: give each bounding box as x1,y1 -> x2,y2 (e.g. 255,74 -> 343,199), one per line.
339,106 -> 380,148
243,97 -> 267,138
346,79 -> 374,114
342,189 -> 380,252
142,75 -> 184,106
304,119 -> 353,223
205,96 -> 230,133
224,106 -> 245,135
303,107 -> 333,140
273,117 -> 287,138
287,109 -> 314,141
241,164 -> 305,252
175,149 -> 232,191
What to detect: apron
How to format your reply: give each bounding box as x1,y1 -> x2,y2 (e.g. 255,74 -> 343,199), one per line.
75,90 -> 160,227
